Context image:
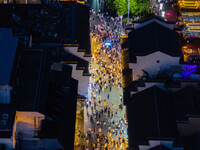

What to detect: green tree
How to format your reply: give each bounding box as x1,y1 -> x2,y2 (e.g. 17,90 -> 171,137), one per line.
138,3 -> 149,14
113,0 -> 127,15
129,0 -> 139,15
107,0 -> 115,10
130,0 -> 149,15
79,109 -> 84,118
112,0 -> 149,16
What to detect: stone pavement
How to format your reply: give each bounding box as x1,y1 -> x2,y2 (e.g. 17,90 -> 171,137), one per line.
75,10 -> 128,149
84,36 -> 128,141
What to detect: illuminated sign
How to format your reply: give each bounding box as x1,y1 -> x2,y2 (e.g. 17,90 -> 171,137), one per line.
105,42 -> 111,46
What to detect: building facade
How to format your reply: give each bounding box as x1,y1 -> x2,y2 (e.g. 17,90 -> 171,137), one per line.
0,1 -> 90,149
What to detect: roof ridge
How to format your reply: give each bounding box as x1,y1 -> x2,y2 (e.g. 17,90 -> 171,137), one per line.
153,87 -> 161,137
134,21 -> 175,33
153,22 -> 158,50
132,15 -> 175,24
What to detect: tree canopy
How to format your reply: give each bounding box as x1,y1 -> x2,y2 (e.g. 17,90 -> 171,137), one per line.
113,0 -> 127,15
110,0 -> 149,16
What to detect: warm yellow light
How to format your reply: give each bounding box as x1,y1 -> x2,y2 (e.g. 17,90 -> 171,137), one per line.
60,0 -> 85,4
121,36 -> 128,39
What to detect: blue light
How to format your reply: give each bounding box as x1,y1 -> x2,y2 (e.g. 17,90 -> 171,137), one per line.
183,69 -> 196,76
183,65 -> 197,77
105,42 -> 111,46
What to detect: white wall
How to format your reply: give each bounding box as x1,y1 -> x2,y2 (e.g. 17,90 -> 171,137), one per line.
51,63 -> 89,97
12,112 -> 63,150
63,46 -> 90,97
15,111 -> 45,138
64,47 -> 90,62
0,85 -> 12,104
71,64 -> 89,97
129,51 -> 180,80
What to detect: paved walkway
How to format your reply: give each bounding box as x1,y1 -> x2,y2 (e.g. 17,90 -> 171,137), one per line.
84,38 -> 126,137
83,37 -> 128,149
75,9 -> 128,149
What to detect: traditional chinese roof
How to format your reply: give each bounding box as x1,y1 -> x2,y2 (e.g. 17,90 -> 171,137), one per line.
127,86 -> 177,148
128,22 -> 181,63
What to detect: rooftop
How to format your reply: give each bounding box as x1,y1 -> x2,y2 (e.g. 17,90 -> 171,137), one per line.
128,22 -> 181,62
127,86 -> 176,147
172,86 -> 200,121
184,133 -> 200,150
149,145 -> 171,150
132,15 -> 175,24
0,28 -> 18,85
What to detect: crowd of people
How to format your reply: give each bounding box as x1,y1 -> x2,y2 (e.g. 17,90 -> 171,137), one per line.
74,10 -> 128,150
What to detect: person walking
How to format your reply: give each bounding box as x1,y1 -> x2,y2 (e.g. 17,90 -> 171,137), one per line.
120,95 -> 123,102
91,106 -> 93,114
108,109 -> 110,118
98,97 -> 101,104
96,112 -> 98,119
107,93 -> 109,100
86,12 -> 128,149
104,101 -> 106,107
94,102 -> 96,110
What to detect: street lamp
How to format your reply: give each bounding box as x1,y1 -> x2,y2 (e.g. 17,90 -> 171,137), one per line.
128,0 -> 130,23
161,11 -> 165,17
160,3 -> 163,10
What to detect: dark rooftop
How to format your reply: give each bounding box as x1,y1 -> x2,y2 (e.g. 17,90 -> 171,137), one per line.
172,86 -> 200,121
0,28 -> 18,85
184,133 -> 200,150
127,86 -> 176,148
17,49 -> 51,114
149,145 -> 171,150
132,15 -> 175,24
128,22 -> 181,62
